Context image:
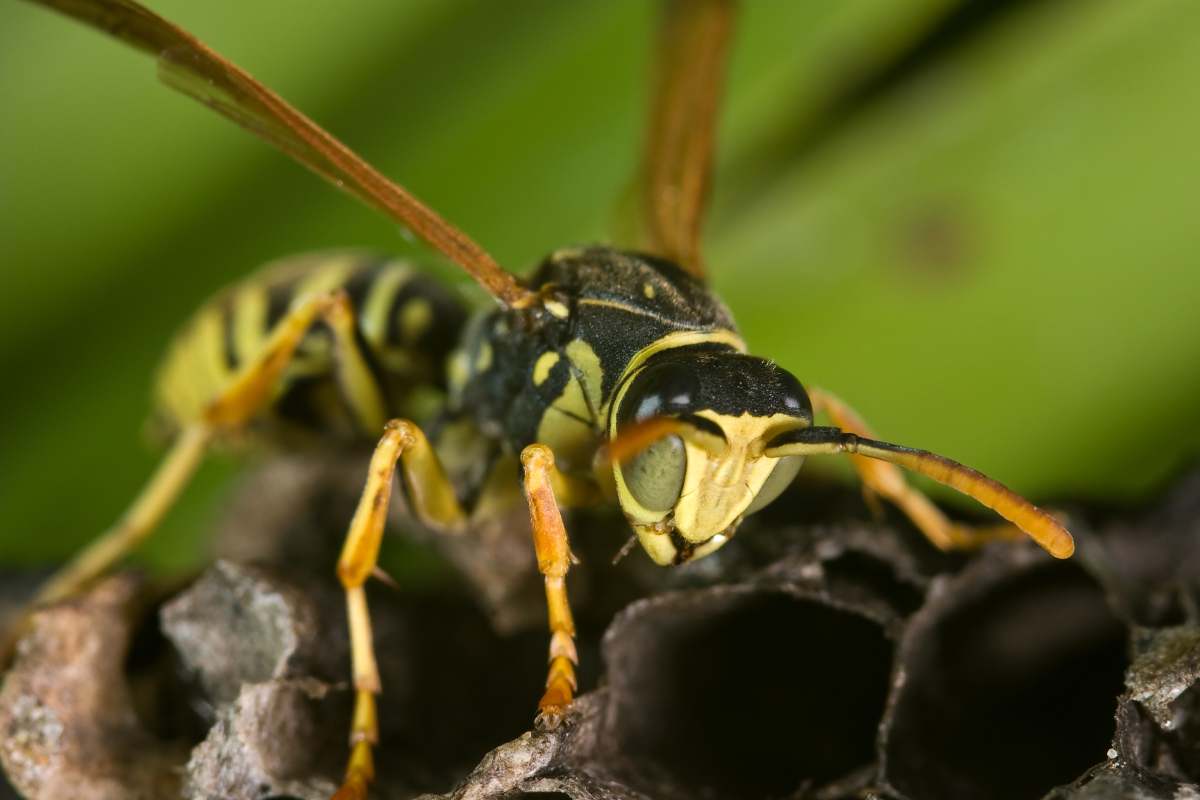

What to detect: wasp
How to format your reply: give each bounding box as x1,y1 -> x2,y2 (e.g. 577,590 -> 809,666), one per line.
9,1 -> 1074,799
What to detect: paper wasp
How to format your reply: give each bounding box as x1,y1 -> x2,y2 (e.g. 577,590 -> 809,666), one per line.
8,1 -> 1075,798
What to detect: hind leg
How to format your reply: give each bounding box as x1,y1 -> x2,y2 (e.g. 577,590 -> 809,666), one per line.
2,290 -> 373,665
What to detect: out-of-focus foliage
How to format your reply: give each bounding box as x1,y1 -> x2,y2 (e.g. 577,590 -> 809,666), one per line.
1,0 -> 1198,568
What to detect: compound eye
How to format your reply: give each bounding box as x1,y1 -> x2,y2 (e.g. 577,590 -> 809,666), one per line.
615,358 -> 702,512
624,434 -> 687,512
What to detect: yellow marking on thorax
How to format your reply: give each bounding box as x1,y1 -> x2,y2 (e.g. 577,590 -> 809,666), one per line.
642,283 -> 656,299
576,297 -> 730,331
548,380 -> 591,423
565,339 -> 604,414
533,351 -> 560,386
536,338 -> 606,472
536,403 -> 593,473
544,299 -> 570,319
446,350 -> 471,396
550,247 -> 586,262
474,341 -> 494,372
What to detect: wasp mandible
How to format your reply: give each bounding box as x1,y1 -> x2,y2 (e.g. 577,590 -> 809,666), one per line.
10,1 -> 1074,799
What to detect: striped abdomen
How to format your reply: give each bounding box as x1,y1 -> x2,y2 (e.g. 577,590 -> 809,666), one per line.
153,251 -> 468,440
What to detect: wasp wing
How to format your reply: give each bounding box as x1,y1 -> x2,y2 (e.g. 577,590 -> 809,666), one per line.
25,0 -> 530,307
640,0 -> 736,280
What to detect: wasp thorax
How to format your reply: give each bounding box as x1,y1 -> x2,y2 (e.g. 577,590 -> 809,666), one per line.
611,348 -> 813,565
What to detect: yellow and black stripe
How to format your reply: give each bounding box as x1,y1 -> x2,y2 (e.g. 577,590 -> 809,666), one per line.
153,250 -> 466,440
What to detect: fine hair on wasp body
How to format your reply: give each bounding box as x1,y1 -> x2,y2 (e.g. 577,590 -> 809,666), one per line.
9,2 -> 1077,798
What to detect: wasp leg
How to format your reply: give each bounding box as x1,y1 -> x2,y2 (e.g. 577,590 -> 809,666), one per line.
1,291 -> 363,668
203,289 -> 384,431
808,387 -> 1024,552
321,291 -> 390,435
333,420 -> 464,800
0,424 -> 211,665
520,444 -> 584,727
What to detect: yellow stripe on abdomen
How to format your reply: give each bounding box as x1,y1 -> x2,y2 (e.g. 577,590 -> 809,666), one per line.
359,261 -> 412,364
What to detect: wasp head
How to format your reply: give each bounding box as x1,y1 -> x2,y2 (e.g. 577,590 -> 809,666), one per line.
608,349 -> 812,565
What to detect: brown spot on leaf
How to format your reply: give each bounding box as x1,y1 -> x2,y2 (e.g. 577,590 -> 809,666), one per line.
894,201 -> 975,285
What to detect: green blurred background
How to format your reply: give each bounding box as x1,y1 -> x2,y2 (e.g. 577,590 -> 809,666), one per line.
2,0 -> 1198,572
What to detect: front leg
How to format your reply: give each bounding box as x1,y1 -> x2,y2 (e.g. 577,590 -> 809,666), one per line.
520,444 -> 580,726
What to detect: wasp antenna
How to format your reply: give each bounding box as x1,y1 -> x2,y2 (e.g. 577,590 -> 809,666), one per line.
27,0 -> 532,307
765,427 -> 1075,559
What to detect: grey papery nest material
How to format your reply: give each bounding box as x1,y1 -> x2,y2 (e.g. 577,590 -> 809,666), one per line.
2,461 -> 1199,800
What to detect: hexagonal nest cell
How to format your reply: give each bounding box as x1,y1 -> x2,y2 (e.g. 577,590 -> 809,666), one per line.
599,588 -> 893,800
3,467 -> 1200,800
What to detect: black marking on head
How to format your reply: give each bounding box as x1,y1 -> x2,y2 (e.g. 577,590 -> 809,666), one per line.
678,413 -> 727,442
670,528 -> 696,565
619,347 -> 812,426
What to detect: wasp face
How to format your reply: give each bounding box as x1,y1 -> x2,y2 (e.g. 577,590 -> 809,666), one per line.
610,350 -> 812,565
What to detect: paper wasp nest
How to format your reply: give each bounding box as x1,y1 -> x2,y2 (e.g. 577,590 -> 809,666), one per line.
2,461 -> 1199,800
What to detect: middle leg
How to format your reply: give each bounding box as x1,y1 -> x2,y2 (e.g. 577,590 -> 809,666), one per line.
332,419 -> 465,800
